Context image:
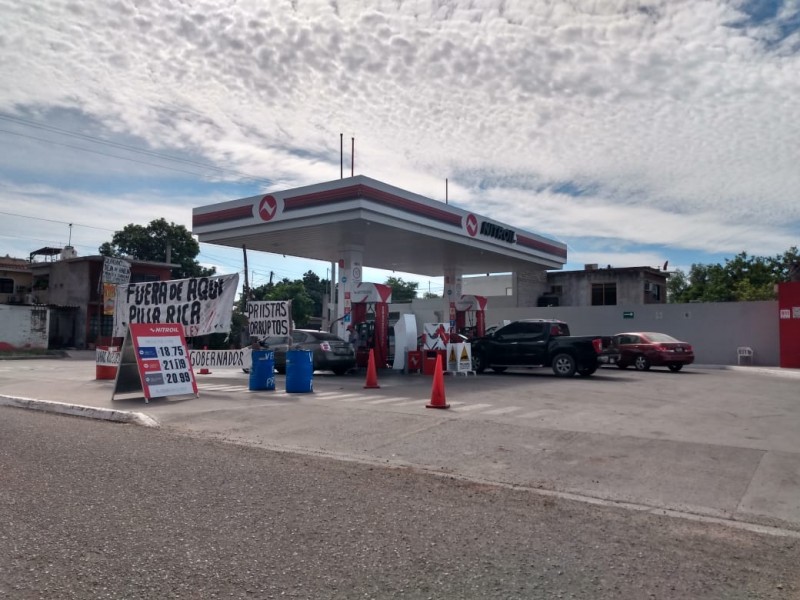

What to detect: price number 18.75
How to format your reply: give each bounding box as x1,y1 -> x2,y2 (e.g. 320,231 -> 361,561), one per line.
158,345 -> 185,358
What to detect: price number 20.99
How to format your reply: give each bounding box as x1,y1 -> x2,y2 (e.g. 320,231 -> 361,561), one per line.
165,371 -> 192,384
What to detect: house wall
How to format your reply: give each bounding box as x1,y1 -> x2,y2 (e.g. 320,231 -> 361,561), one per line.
0,267 -> 33,304
0,305 -> 50,350
463,269 -> 668,307
462,274 -> 512,297
392,298 -> 779,366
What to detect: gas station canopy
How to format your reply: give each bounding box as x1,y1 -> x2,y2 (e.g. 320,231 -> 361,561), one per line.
192,176 -> 567,277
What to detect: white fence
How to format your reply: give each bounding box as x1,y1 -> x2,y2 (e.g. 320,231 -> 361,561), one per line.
397,299 -> 779,366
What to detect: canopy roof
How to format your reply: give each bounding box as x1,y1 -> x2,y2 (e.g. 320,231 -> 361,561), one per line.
193,176 -> 567,277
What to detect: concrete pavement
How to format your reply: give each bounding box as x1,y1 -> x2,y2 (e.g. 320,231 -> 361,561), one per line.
2,353 -> 800,536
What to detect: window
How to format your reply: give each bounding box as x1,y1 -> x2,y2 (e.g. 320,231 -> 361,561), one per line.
591,283 -> 617,306
88,314 -> 114,339
0,278 -> 14,294
130,274 -> 160,284
550,285 -> 563,295
497,322 -> 544,341
644,282 -> 661,300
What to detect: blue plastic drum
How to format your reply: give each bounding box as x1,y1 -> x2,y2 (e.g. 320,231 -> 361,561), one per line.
285,349 -> 314,393
249,350 -> 275,391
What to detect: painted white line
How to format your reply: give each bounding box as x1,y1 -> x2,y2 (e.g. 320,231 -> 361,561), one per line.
366,397 -> 411,405
482,406 -> 523,415
452,403 -> 492,412
517,411 -> 555,419
199,385 -> 248,392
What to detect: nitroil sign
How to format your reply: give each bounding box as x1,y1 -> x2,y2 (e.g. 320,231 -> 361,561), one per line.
480,221 -> 516,244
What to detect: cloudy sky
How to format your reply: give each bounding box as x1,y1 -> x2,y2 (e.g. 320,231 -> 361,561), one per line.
1,0 -> 798,295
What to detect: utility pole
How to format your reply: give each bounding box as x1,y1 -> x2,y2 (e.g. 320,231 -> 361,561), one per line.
242,245 -> 249,299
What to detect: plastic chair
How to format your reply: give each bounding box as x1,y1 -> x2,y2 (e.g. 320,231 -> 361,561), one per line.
737,347 -> 754,365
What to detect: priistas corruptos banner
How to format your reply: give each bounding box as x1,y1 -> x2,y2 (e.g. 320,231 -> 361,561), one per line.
113,274 -> 239,338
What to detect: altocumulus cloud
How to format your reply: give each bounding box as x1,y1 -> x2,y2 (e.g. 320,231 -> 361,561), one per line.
0,0 -> 798,269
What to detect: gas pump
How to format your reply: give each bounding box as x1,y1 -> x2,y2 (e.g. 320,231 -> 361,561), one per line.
350,283 -> 393,368
454,295 -> 488,340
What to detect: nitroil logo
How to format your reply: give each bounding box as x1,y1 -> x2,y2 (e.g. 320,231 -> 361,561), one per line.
480,221 -> 516,244
466,214 -> 478,237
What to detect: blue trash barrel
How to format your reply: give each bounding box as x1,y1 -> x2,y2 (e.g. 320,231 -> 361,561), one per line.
286,349 -> 314,393
249,350 -> 275,391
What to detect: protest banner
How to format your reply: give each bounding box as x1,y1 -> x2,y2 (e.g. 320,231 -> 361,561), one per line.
113,273 -> 239,338
189,348 -> 252,370
247,300 -> 292,338
101,257 -> 131,316
102,257 -> 132,285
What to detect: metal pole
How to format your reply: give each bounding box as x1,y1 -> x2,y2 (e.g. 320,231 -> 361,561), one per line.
242,244 -> 249,299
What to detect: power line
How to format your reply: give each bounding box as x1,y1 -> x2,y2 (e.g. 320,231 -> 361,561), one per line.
0,114 -> 273,185
0,128 -> 239,180
0,210 -> 117,232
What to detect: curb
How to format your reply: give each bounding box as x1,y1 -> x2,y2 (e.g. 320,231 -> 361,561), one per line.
0,395 -> 159,428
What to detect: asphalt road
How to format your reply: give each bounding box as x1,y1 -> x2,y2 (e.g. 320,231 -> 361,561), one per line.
2,357 -> 800,532
2,408 -> 799,600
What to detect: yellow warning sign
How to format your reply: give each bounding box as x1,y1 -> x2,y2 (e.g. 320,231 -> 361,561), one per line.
460,346 -> 469,360
449,347 -> 457,361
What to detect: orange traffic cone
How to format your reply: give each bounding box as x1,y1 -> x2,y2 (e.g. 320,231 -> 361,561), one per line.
426,354 -> 449,409
198,345 -> 211,375
364,348 -> 380,389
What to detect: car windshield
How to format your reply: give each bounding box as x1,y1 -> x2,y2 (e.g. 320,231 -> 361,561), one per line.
644,333 -> 680,343
261,336 -> 290,346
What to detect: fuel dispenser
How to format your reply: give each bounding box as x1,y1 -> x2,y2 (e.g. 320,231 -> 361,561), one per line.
454,295 -> 488,340
349,282 -> 393,368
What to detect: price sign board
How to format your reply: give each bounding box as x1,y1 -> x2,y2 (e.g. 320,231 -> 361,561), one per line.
112,323 -> 197,402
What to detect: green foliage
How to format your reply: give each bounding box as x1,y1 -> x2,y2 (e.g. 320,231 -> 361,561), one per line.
99,218 -> 215,279
668,247 -> 798,303
384,276 -> 418,303
250,278 -> 315,328
301,270 -> 330,319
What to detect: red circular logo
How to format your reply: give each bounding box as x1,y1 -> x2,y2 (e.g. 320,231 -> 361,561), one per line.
466,214 -> 478,237
258,195 -> 278,221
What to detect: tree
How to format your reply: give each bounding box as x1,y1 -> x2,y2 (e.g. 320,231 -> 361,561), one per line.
301,271 -> 331,319
668,247 -> 800,303
250,278 -> 315,328
384,276 -> 418,303
99,218 -> 215,279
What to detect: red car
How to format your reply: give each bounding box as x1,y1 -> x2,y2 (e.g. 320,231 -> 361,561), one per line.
613,332 -> 694,372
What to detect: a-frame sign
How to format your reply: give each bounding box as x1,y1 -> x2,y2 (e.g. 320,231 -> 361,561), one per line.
111,323 -> 198,403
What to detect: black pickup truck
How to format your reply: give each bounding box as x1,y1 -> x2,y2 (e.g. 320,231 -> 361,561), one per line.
471,319 -> 619,377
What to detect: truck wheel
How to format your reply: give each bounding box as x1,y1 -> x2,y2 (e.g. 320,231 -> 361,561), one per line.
472,353 -> 487,374
552,353 -> 576,377
634,355 -> 650,371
